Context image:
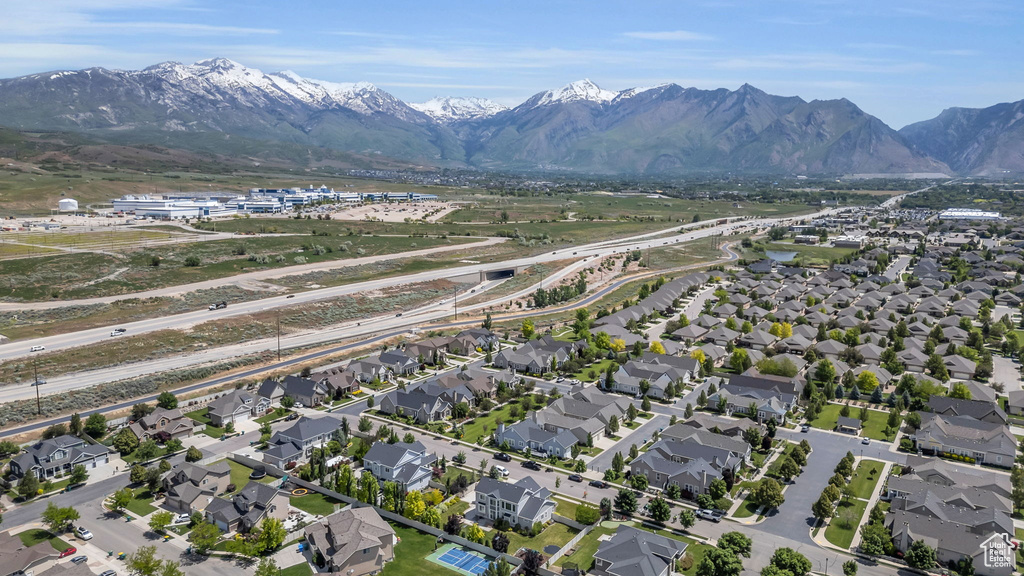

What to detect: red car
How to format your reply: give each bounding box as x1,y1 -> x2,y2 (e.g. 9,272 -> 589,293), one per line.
59,547 -> 77,558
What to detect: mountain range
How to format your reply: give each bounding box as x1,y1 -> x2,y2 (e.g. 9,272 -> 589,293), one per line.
0,57 -> 1018,176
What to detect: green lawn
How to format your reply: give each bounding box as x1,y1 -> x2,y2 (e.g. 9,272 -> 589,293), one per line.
554,525 -> 616,569
824,498 -> 869,549
440,499 -> 471,525
213,459 -> 277,492
732,496 -> 760,518
122,446 -> 170,464
289,492 -> 342,516
254,408 -> 292,424
16,529 -> 70,552
1017,528 -> 1024,570
126,488 -> 157,517
455,404 -> 523,444
571,359 -> 616,382
382,524 -> 463,576
807,404 -> 898,441
185,408 -> 226,438
848,460 -> 884,500
279,563 -> 314,576
554,497 -> 581,519
505,522 -> 579,555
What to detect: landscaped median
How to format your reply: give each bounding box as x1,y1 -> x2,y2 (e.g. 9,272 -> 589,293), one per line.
822,459 -> 885,549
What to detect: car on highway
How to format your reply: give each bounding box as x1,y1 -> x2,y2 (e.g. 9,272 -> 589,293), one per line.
521,460 -> 541,471
113,327 -> 126,333
286,294 -> 295,299
567,474 -> 583,482
696,509 -> 723,522
494,465 -> 510,477
59,547 -> 78,558
494,452 -> 512,462
74,527 -> 93,540
70,556 -> 89,565
588,480 -> 608,489
30,345 -> 45,352
110,330 -> 124,337
396,312 -> 403,317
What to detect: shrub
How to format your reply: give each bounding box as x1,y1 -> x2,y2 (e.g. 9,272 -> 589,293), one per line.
226,483 -> 236,493
677,554 -> 694,572
184,255 -> 201,267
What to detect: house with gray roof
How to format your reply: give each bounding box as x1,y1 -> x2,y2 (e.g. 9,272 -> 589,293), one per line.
9,435 -> 109,479
378,389 -> 452,424
592,525 -> 687,576
362,441 -> 435,492
126,407 -> 198,442
494,419 -> 576,459
378,350 -> 419,376
162,461 -> 231,514
927,396 -> 1007,425
304,506 -> 396,576
899,455 -> 1012,499
262,416 -> 338,468
204,481 -> 288,533
912,413 -> 1015,468
665,414 -> 764,439
206,389 -> 271,427
474,476 -> 554,530
277,375 -> 328,407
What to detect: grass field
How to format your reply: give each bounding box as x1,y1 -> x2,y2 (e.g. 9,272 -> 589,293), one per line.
289,492 -> 342,516
824,498 -> 868,549
732,496 -> 761,518
279,563 -> 314,576
126,488 -> 158,517
16,528 -> 70,551
807,404 -> 897,441
212,459 -> 278,492
505,522 -> 578,555
848,460 -> 884,500
740,239 -> 858,268
382,524 -> 462,576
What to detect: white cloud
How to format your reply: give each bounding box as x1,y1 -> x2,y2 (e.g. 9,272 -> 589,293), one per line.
622,30 -> 715,41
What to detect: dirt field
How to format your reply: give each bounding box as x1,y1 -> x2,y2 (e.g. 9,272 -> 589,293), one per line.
327,201 -> 457,223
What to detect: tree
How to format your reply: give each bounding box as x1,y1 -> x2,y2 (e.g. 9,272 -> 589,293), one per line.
858,522 -> 891,556
717,532 -> 752,557
188,522 -> 222,554
766,548 -> 811,576
444,513 -> 463,535
949,381 -> 972,399
69,413 -> 83,436
112,428 -> 139,454
776,457 -> 800,481
708,478 -> 728,501
164,438 -> 183,453
730,349 -> 751,373
695,547 -> 742,576
615,488 -> 638,514
84,413 -> 107,438
812,495 -> 834,521
612,451 -> 625,474
420,507 -> 442,529
111,487 -> 133,512
905,539 -> 937,570
358,471 -> 380,506
281,395 -> 296,409
255,558 -> 281,576
677,508 -> 696,530
522,549 -> 544,576
856,371 -> 878,393
648,497 -> 671,523
842,560 -> 858,576
815,359 -> 837,384
69,464 -> 88,485
41,503 -> 80,533
650,341 -> 666,355
750,478 -> 784,509
156,391 -> 178,410
641,396 -> 652,412
16,474 -> 38,500
254,517 -> 287,554
162,562 -> 185,576
742,427 -> 762,449
483,559 -> 512,576
522,319 -> 535,339
185,446 -> 203,462
127,545 -> 163,576
630,473 -> 649,491
135,439 -> 159,461
404,490 -> 426,520
149,510 -> 173,534
575,504 -> 601,525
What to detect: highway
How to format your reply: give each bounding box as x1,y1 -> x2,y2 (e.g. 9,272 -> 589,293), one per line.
0,211 -> 820,363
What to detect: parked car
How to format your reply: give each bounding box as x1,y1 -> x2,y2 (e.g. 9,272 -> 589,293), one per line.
800,424 -> 810,433
294,403 -> 304,409
555,377 -> 564,383
74,527 -> 93,540
70,556 -> 88,564
494,452 -> 512,462
567,474 -> 583,482
59,547 -> 78,558
494,465 -> 510,477
696,509 -> 723,522
861,437 -> 870,445
174,513 -> 190,524
521,460 -> 542,471
99,571 -> 118,576
588,480 -> 608,489
286,413 -> 298,421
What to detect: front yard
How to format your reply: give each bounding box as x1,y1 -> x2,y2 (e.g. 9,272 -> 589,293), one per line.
126,488 -> 158,517
184,408 -> 226,438
16,529 -> 70,552
848,460 -> 884,500
807,404 -> 899,441
213,459 -> 278,493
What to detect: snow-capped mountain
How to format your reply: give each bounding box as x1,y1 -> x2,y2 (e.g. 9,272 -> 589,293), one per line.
525,79 -> 618,109
0,57 -> 955,175
410,97 -> 507,123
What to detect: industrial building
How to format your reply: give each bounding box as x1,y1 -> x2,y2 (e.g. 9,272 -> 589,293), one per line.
937,208 -> 1002,221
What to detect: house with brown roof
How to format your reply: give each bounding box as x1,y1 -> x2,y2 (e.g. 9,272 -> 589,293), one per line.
127,407 -> 199,442
305,507 -> 396,576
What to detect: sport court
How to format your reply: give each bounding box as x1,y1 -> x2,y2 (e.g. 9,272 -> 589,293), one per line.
428,542 -> 491,576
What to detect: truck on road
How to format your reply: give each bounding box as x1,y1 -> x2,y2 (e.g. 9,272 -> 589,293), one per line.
208,301 -> 228,310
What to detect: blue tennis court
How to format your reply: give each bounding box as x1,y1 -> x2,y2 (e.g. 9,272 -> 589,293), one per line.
436,546 -> 489,575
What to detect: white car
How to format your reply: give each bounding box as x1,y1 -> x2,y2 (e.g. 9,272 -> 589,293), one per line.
110,331 -> 124,337
294,402 -> 304,409
30,345 -> 45,352
494,465 -> 510,477
74,527 -> 93,540
174,513 -> 190,524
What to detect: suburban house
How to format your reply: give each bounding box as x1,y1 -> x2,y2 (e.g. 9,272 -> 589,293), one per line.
607,354 -> 697,399
206,389 -> 271,427
1007,390 -> 1024,416
204,481 -> 289,533
898,455 -> 1012,499
664,414 -> 764,439
926,396 -> 1007,425
474,476 -> 555,530
911,413 -> 1015,467
346,358 -> 393,384
304,507 -> 396,576
630,432 -> 745,498
532,388 -> 632,442
492,336 -> 586,374
378,389 -> 452,424
591,525 -> 687,576
362,441 -> 436,492
0,530 -> 59,576
494,420 -> 577,459
162,461 -> 231,514
262,417 -> 339,469
378,350 -> 420,376
628,451 -> 722,498
126,407 -> 198,442
277,375 -> 329,407
9,435 -> 109,479
311,368 -> 362,398
256,379 -> 286,406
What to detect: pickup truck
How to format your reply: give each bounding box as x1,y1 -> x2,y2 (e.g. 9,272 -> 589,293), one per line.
208,301 -> 228,310
696,509 -> 724,522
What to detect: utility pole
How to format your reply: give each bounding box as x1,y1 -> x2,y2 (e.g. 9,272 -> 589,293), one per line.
276,309 -> 281,361
33,361 -> 42,416
453,287 -> 458,321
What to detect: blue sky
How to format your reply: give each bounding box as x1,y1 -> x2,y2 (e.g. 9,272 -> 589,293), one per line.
1,0 -> 1021,128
